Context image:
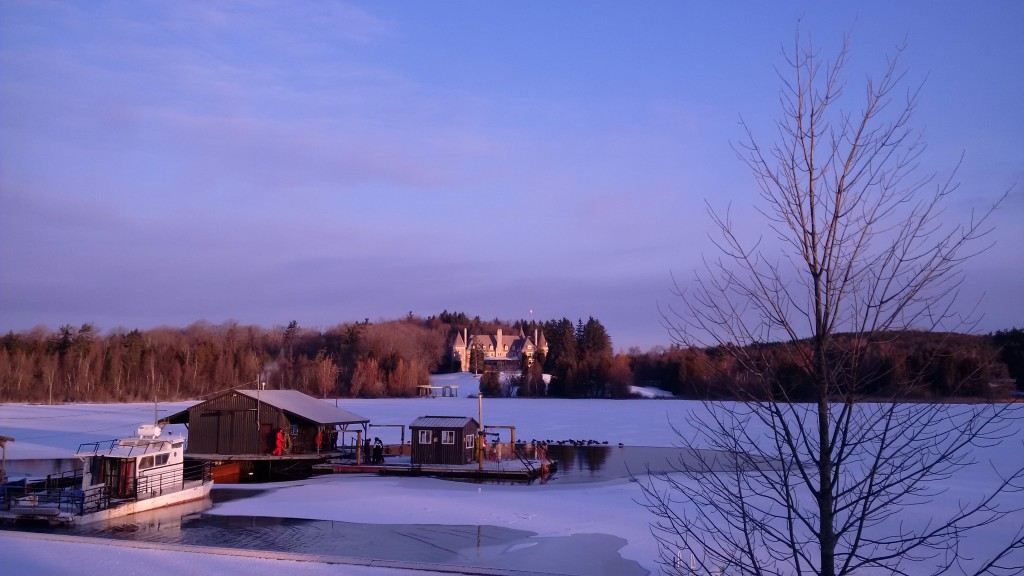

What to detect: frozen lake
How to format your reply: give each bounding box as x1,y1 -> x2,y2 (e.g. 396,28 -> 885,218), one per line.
2,375 -> 1022,575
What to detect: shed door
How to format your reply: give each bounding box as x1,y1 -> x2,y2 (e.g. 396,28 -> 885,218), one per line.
433,430 -> 444,463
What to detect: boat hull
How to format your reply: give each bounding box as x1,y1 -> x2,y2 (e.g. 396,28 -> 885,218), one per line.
1,480 -> 215,525
67,480 -> 213,525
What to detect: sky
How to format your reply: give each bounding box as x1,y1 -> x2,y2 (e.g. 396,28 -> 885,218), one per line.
1,1 -> 1022,350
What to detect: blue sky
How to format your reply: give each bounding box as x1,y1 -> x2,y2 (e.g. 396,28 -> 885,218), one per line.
1,1 -> 1021,350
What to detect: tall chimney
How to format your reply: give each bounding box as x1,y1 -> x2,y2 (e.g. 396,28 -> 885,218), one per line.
496,328 -> 502,354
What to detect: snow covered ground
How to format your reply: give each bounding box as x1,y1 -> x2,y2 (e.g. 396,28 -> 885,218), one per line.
2,373 -> 1022,575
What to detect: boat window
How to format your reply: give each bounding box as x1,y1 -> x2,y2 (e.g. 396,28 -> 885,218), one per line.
156,453 -> 169,466
139,456 -> 154,470
441,430 -> 455,445
418,430 -> 431,444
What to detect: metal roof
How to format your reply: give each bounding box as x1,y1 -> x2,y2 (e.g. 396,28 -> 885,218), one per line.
409,416 -> 478,429
234,390 -> 369,425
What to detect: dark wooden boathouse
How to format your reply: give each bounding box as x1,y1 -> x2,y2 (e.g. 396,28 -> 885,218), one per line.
165,389 -> 369,481
409,416 -> 479,465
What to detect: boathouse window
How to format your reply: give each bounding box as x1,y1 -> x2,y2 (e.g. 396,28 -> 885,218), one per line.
441,430 -> 455,445
465,434 -> 474,449
419,430 -> 431,444
139,456 -> 154,470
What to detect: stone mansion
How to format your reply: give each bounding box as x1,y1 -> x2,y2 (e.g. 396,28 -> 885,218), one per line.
451,328 -> 548,372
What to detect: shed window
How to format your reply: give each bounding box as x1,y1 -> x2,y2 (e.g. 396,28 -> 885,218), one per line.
418,430 -> 432,444
139,456 -> 154,470
441,430 -> 455,445
465,434 -> 474,449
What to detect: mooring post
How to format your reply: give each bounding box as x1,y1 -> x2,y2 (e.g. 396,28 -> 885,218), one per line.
478,394 -> 484,471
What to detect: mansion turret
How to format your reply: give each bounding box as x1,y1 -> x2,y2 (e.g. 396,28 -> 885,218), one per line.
452,327 -> 548,372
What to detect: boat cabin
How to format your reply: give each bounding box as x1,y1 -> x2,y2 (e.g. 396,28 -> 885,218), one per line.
78,424 -> 186,501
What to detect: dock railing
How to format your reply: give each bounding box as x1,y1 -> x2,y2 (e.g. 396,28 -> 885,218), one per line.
486,442 -> 549,463
1,468 -> 89,516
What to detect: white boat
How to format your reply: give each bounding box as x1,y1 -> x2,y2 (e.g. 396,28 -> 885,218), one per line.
0,424 -> 212,525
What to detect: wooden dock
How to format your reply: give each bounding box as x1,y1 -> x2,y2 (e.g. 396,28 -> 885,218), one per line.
314,456 -> 557,482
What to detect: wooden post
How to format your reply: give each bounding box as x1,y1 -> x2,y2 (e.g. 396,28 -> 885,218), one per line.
476,433 -> 483,472
0,435 -> 13,484
356,429 -> 363,465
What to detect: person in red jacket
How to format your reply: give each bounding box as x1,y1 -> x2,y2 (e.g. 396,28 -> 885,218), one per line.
273,428 -> 284,456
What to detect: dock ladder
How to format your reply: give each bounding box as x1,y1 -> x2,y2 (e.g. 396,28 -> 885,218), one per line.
515,448 -> 536,475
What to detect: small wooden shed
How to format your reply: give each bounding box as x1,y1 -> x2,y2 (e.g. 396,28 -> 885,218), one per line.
166,389 -> 369,456
409,416 -> 479,465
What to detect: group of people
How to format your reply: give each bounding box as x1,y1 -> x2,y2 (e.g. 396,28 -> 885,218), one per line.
363,437 -> 386,464
266,427 -> 385,462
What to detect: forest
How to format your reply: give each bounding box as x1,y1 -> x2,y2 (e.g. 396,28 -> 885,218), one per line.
0,313 -> 1020,403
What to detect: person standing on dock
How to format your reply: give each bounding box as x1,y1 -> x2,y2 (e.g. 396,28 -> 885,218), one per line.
273,428 -> 284,456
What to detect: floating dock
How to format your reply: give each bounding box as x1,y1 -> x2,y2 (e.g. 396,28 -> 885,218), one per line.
315,456 -> 556,482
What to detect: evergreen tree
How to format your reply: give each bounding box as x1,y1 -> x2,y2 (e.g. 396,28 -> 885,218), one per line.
577,317 -> 612,397
479,369 -> 501,397
543,318 -> 579,396
993,328 -> 1024,390
469,347 -> 484,374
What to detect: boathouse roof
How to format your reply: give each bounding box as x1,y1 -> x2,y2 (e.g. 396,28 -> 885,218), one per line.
235,390 -> 369,424
410,416 -> 478,429
166,389 -> 368,426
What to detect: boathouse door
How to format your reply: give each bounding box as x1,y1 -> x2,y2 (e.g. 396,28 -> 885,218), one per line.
216,411 -> 234,454
259,423 -> 271,454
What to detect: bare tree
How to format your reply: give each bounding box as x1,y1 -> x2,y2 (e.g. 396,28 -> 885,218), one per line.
350,357 -> 384,398
646,32 -> 1023,576
313,349 -> 339,399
